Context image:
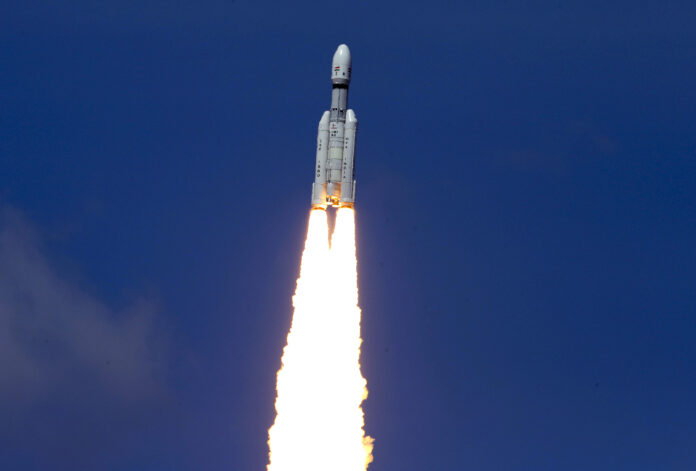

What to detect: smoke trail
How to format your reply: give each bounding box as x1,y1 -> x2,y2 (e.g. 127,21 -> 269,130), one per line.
328,207 -> 374,470
267,208 -> 373,471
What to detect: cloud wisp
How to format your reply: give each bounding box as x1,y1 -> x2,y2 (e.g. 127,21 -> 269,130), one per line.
0,206 -> 165,408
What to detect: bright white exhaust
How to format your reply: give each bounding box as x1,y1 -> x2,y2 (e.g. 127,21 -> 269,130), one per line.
267,208 -> 373,471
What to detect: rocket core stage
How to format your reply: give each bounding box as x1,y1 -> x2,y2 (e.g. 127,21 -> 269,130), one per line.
311,44 -> 358,209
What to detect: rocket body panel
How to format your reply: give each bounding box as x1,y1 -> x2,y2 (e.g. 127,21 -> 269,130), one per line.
340,110 -> 357,204
314,111 -> 330,185
311,44 -> 358,209
311,112 -> 331,206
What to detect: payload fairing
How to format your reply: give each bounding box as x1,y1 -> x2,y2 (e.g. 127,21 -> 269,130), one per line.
311,44 -> 358,209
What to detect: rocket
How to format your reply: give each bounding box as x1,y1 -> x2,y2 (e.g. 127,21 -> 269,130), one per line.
311,44 -> 357,209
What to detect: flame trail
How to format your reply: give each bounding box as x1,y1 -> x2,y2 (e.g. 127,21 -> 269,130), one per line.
268,207 -> 373,471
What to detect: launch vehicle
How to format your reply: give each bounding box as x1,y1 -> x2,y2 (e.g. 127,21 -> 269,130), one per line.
311,44 -> 357,209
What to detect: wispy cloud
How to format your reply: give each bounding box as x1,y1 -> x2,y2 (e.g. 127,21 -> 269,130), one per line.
0,206 -> 166,408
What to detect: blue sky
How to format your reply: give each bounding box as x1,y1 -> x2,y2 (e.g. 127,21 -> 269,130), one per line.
1,1 -> 695,470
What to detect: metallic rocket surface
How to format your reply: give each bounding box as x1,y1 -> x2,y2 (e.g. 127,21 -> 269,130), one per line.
311,44 -> 358,209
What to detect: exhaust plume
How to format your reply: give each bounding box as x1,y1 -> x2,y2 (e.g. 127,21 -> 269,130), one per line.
267,208 -> 373,471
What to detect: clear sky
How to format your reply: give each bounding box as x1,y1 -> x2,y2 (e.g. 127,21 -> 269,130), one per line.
1,1 -> 695,470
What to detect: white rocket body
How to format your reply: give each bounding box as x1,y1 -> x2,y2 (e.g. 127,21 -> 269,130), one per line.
311,44 -> 358,209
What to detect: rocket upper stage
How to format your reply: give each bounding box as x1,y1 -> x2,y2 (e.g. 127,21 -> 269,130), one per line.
311,44 -> 358,209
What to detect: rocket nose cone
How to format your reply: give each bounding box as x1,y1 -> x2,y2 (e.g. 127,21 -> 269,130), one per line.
333,44 -> 351,68
331,44 -> 352,85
